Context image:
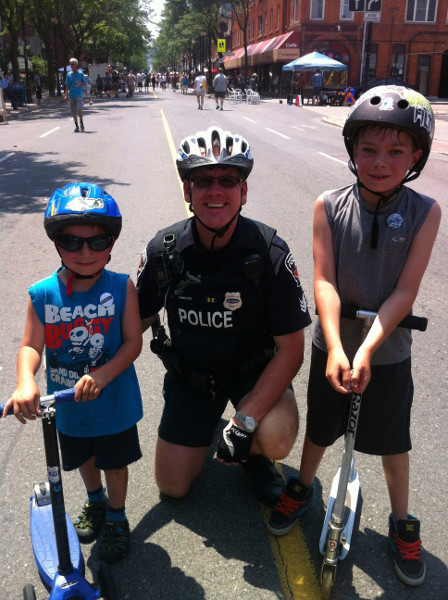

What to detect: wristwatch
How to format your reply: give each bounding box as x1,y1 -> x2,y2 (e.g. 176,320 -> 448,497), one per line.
234,412 -> 258,433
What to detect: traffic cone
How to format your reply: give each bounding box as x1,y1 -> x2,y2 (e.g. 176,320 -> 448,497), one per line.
295,94 -> 302,107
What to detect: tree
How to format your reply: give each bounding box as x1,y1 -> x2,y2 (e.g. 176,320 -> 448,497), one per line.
228,0 -> 250,84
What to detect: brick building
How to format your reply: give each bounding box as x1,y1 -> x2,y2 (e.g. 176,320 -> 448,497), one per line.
222,0 -> 448,98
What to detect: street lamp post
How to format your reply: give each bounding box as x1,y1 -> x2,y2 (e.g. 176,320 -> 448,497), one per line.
19,0 -> 33,104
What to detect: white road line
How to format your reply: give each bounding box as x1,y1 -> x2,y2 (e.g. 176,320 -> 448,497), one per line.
266,127 -> 290,139
318,151 -> 346,165
39,127 -> 60,138
243,117 -> 257,123
291,126 -> 304,132
0,152 -> 15,163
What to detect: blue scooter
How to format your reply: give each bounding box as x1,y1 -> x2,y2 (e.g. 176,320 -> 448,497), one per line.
2,389 -> 117,600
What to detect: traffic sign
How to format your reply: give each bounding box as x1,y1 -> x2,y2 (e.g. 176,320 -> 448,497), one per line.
366,0 -> 381,10
365,12 -> 381,22
217,39 -> 226,53
349,0 -> 365,10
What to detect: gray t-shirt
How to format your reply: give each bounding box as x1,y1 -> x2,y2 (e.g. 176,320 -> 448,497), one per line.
312,183 -> 435,364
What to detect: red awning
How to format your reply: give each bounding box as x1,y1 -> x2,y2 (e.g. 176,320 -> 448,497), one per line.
222,31 -> 300,69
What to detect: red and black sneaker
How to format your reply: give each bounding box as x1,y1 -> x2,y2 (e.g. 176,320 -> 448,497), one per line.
267,475 -> 314,536
389,514 -> 426,586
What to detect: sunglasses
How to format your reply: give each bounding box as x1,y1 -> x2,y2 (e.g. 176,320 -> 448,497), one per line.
55,234 -> 114,252
190,175 -> 243,189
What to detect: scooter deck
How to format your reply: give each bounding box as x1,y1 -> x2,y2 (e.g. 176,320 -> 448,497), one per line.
319,466 -> 360,560
30,496 -> 83,588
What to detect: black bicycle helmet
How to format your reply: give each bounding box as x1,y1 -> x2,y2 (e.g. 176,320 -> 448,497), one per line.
343,85 -> 435,181
44,182 -> 122,240
176,127 -> 254,181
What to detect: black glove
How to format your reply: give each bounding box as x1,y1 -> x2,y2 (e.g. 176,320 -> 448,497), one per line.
216,421 -> 254,464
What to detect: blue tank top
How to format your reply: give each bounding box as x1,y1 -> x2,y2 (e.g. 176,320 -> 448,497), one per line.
30,270 -> 142,437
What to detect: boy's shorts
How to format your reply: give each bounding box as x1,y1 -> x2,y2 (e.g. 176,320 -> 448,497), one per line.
58,425 -> 142,471
159,371 -> 293,447
306,344 -> 413,456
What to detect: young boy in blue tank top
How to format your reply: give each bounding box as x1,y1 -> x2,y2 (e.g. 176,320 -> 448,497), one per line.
3,183 -> 143,563
267,86 -> 441,586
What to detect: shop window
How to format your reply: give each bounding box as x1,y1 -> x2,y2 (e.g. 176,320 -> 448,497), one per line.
314,41 -> 349,86
340,0 -> 354,20
311,0 -> 324,20
366,44 -> 378,81
405,0 -> 437,22
390,45 -> 405,79
416,54 -> 431,95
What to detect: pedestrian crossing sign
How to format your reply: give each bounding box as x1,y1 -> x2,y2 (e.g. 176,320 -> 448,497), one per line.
217,39 -> 226,53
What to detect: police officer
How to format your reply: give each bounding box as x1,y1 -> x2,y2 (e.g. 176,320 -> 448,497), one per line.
137,126 -> 311,505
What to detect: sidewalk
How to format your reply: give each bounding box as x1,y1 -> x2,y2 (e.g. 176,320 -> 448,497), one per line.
263,95 -> 448,156
1,91 -> 66,123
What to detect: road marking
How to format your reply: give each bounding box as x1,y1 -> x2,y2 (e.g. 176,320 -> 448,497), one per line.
244,117 -> 257,123
160,108 -> 188,215
291,126 -> 305,132
0,153 -> 15,163
266,127 -> 291,139
262,504 -> 321,599
39,127 -> 60,139
319,152 -> 346,165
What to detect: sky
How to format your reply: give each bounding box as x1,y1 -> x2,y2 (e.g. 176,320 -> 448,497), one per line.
149,0 -> 166,37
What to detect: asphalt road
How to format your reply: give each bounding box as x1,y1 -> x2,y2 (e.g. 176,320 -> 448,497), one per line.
0,88 -> 447,600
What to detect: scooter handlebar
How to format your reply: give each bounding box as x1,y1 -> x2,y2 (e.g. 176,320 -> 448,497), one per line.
339,305 -> 428,332
1,388 -> 76,417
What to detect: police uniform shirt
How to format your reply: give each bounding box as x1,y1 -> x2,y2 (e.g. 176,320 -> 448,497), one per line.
137,216 -> 311,376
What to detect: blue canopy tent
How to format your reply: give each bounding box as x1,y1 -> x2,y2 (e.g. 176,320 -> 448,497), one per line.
282,51 -> 348,72
281,51 -> 348,104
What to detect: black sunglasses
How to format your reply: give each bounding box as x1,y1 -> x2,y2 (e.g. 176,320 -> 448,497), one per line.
55,234 -> 114,252
190,175 -> 243,189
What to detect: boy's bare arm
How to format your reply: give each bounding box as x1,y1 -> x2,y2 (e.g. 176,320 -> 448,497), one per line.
313,196 -> 352,393
3,299 -> 45,422
75,278 -> 143,401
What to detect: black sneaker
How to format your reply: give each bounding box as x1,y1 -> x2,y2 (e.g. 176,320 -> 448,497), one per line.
74,498 -> 107,543
242,455 -> 284,507
98,519 -> 130,563
267,475 -> 314,535
216,105 -> 219,109
389,514 -> 426,586
80,122 -> 84,132
74,125 -> 80,133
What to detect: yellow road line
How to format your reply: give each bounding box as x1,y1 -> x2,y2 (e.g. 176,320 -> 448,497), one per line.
160,108 -> 321,599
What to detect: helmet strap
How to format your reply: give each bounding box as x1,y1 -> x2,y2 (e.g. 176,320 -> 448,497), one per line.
358,181 -> 402,249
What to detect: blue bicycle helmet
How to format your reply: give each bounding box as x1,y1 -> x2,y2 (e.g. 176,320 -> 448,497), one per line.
176,127 -> 254,181
44,183 -> 122,240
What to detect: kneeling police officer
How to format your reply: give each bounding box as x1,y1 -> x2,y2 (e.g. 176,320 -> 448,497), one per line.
137,126 -> 311,505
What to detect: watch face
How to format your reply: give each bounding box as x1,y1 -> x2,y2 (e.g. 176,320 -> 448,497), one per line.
244,417 -> 257,432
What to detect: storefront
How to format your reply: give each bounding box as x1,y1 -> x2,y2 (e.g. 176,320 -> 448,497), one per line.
222,30 -> 300,94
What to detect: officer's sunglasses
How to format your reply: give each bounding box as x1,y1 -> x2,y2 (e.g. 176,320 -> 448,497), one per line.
190,175 -> 243,189
55,234 -> 114,252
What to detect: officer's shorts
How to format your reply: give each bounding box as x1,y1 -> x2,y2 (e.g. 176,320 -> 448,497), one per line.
58,424 -> 142,471
159,371 -> 262,447
306,344 -> 413,456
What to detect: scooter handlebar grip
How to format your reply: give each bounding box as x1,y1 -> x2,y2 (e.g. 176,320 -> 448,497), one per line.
397,315 -> 428,332
53,388 -> 77,403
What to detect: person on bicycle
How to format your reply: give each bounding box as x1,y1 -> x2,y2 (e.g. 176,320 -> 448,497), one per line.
267,86 -> 441,586
3,183 -> 143,563
136,126 -> 311,506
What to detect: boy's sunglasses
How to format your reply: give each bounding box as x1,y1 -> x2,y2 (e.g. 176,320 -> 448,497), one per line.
190,175 -> 243,189
55,234 -> 114,252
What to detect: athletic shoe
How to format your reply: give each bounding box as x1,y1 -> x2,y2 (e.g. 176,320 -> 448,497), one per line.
389,514 -> 426,586
267,475 -> 314,535
74,125 -> 80,133
220,107 -> 223,111
98,519 -> 130,563
80,122 -> 84,132
216,105 -> 219,109
242,455 -> 284,507
74,498 -> 107,543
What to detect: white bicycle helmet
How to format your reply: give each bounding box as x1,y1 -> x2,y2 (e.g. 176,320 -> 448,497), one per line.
176,127 -> 253,180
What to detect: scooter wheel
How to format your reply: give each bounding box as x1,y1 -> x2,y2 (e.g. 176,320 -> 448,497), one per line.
23,583 -> 37,600
96,560 -> 118,600
320,564 -> 336,600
